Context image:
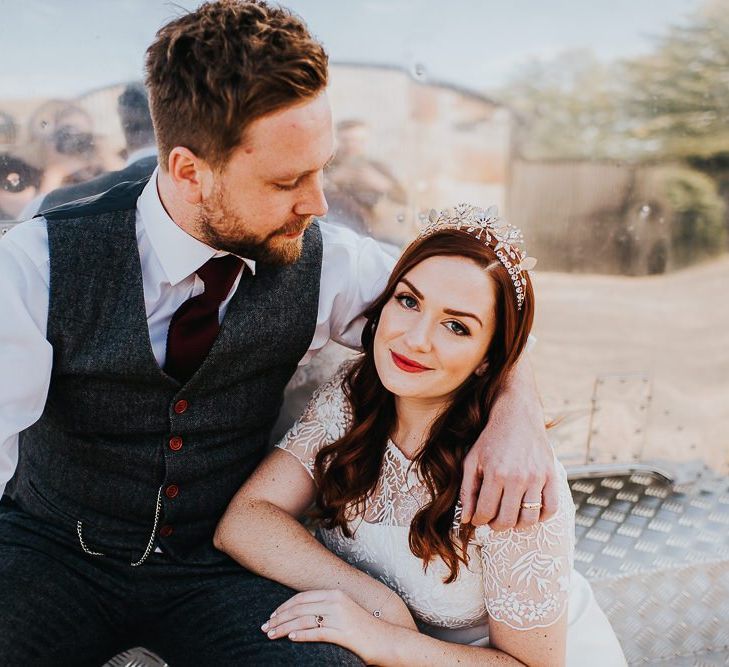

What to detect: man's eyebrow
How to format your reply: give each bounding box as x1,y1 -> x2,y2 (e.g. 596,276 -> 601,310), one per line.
401,278 -> 483,326
272,152 -> 336,181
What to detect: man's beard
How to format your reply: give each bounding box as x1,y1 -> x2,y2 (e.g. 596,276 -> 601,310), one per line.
195,187 -> 312,266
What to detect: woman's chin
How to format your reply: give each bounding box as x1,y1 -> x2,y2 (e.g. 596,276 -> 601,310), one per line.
379,372 -> 442,401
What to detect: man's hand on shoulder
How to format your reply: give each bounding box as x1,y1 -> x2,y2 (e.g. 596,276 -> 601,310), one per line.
460,356 -> 559,531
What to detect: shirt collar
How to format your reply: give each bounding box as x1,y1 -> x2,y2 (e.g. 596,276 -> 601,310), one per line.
138,167 -> 256,286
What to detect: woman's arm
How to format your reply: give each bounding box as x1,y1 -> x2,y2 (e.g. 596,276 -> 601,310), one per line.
475,459 -> 573,666
488,615 -> 567,667
264,588 -> 526,666
213,448 -> 416,628
379,623 -> 527,666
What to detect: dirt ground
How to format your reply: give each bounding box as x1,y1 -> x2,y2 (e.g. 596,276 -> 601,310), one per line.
530,254 -> 729,473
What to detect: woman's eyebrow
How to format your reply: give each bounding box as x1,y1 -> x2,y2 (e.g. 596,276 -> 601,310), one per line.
400,278 -> 424,299
443,308 -> 482,327
401,278 -> 483,327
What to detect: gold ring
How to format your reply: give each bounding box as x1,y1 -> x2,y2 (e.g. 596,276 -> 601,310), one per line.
521,501 -> 542,510
315,614 -> 324,628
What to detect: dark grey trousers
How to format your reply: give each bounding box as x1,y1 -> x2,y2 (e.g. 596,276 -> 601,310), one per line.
0,500 -> 363,666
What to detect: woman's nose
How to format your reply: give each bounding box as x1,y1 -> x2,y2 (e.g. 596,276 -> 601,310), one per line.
404,318 -> 433,353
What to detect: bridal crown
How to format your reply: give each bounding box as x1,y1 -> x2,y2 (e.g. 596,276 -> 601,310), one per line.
416,203 -> 537,311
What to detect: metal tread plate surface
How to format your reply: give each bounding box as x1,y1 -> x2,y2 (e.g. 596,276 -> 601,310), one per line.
569,469 -> 729,578
569,469 -> 729,666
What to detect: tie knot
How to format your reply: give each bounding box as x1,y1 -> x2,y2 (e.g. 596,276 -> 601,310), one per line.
196,254 -> 244,302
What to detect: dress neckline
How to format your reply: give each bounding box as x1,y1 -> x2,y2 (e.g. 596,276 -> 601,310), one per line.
386,437 -> 416,463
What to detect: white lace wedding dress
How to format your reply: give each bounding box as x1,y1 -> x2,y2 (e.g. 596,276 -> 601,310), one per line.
276,363 -> 627,666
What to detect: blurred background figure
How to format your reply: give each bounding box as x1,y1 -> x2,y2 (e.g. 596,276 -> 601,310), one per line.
0,154 -> 42,221
25,82 -> 157,217
116,81 -> 157,167
324,119 -> 407,244
0,111 -> 42,221
0,111 -> 18,145
27,99 -> 102,192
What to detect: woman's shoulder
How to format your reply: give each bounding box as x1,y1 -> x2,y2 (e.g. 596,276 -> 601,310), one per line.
295,358 -> 358,437
306,358 -> 357,406
274,359 -> 360,476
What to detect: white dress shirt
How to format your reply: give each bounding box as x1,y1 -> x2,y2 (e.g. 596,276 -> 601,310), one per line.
0,171 -> 396,498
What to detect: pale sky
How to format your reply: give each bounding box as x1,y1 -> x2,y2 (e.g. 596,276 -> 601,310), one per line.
0,0 -> 700,99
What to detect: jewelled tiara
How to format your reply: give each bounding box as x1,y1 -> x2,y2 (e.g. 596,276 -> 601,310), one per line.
416,203 -> 537,310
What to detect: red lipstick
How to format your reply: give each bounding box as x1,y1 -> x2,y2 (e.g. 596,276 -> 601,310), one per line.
390,350 -> 433,373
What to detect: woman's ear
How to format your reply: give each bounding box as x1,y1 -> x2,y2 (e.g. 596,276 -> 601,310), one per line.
474,360 -> 489,377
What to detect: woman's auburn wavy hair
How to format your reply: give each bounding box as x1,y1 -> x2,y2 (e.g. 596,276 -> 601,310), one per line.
313,230 -> 535,583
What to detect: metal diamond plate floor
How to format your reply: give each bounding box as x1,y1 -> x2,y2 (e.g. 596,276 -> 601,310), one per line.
569,469 -> 729,666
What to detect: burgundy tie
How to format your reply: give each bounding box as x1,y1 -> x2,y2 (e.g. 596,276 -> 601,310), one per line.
164,254 -> 244,383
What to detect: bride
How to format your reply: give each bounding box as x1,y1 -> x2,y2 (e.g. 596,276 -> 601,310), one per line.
214,204 -> 626,666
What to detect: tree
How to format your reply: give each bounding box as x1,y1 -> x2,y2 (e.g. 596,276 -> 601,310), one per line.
625,1 -> 729,160
497,50 -> 628,161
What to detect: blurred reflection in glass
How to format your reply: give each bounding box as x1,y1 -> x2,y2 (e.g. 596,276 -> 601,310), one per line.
0,153 -> 42,221
0,111 -> 42,221
325,119 -> 406,243
27,100 -> 102,192
31,82 -> 157,215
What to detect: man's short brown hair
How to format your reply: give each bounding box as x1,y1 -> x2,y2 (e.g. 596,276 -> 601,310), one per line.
145,0 -> 328,169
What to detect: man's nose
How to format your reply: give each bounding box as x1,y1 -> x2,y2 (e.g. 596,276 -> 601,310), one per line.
294,178 -> 328,218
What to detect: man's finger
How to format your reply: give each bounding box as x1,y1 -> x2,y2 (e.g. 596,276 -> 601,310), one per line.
471,476 -> 502,527
459,457 -> 482,525
540,469 -> 560,521
515,484 -> 544,530
488,484 -> 522,531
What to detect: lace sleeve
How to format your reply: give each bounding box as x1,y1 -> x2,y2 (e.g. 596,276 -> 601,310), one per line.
475,460 -> 576,631
274,361 -> 355,479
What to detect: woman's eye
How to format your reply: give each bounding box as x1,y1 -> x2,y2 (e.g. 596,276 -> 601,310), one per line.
395,294 -> 418,309
445,320 -> 469,336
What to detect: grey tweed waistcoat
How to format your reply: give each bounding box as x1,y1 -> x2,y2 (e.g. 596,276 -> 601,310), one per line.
9,178 -> 322,565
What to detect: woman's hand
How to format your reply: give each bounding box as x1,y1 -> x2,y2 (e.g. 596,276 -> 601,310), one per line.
261,589 -> 401,664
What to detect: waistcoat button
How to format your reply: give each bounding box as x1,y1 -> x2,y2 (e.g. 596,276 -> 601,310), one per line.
173,399 -> 189,414
165,484 -> 179,499
160,525 -> 174,538
169,436 -> 183,451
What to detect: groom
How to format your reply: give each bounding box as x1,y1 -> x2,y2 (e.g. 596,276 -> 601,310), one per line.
0,1 -> 557,665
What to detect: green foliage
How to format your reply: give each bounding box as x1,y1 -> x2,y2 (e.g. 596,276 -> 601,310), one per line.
498,50 -> 627,160
498,2 -> 729,163
625,3 -> 729,160
659,166 -> 727,263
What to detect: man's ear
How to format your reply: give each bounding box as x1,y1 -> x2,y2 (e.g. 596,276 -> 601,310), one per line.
167,146 -> 212,205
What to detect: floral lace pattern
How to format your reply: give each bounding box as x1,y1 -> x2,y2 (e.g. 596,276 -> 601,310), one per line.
275,361 -> 574,632
474,470 -> 575,629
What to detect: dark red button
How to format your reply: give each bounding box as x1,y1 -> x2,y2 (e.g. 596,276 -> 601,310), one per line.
160,525 -> 174,538
165,484 -> 179,499
174,399 -> 188,414
169,436 -> 183,451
